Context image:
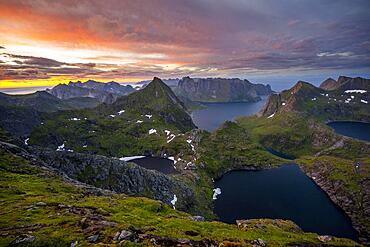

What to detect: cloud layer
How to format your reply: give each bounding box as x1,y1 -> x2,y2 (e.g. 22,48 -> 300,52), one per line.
0,0 -> 369,86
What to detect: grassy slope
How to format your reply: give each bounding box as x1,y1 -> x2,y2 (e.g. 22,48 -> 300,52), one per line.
0,148 -> 357,246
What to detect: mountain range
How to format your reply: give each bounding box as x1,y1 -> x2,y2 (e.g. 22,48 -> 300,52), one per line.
0,76 -> 369,245
47,80 -> 135,104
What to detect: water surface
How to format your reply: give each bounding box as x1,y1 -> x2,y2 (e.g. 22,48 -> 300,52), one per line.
327,121 -> 370,142
191,97 -> 267,131
214,164 -> 358,240
131,156 -> 177,174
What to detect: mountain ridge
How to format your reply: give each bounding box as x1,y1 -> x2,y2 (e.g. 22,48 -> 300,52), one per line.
175,76 -> 273,103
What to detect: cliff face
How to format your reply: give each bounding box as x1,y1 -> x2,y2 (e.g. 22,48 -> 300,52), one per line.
33,149 -> 195,211
176,77 -> 272,102
47,80 -> 135,104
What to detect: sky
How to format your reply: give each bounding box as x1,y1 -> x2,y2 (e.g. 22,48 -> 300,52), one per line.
0,0 -> 370,90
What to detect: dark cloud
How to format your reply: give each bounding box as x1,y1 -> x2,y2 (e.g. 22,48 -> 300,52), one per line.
0,46 -> 5,49
1,0 -> 370,82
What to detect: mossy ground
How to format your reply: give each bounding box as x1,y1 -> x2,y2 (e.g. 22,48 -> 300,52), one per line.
0,148 -> 358,246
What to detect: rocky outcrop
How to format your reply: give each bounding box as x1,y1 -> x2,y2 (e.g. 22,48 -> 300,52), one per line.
176,77 -> 272,102
47,80 -> 135,104
32,148 -> 195,211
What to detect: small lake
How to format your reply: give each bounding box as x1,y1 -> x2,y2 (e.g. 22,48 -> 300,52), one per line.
214,164 -> 358,240
131,156 -> 178,174
191,97 -> 267,132
327,121 -> 370,142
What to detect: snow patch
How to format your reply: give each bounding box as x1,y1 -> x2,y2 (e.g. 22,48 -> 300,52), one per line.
119,155 -> 145,162
170,194 -> 177,209
344,90 -> 366,94
56,143 -> 65,151
136,120 -> 143,124
311,97 -> 317,101
168,156 -> 177,164
117,110 -> 125,115
70,118 -> 80,121
361,99 -> 368,104
281,102 -> 286,106
109,114 -> 116,118
186,139 -> 192,144
212,188 -> 221,200
164,130 -> 170,135
167,134 -> 176,143
149,128 -> 157,135
24,138 -> 29,146
145,114 -> 152,119
267,113 -> 275,119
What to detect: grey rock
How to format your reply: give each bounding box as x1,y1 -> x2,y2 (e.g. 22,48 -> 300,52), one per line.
251,238 -> 267,246
114,230 -> 132,241
10,234 -> 35,245
87,234 -> 99,243
189,215 -> 205,222
317,235 -> 333,243
35,201 -> 47,206
34,149 -> 195,211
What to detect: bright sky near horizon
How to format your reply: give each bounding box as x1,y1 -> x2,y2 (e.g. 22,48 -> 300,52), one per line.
0,0 -> 370,89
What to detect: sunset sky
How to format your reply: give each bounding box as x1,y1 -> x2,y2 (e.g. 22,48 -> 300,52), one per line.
1,0 -> 370,89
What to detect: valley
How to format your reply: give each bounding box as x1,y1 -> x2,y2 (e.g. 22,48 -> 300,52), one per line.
0,76 -> 369,246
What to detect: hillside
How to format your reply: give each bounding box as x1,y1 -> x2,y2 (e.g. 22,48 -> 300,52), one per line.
175,77 -> 273,103
0,91 -> 102,137
0,142 -> 357,246
47,80 -> 135,104
259,78 -> 369,122
29,77 -> 196,157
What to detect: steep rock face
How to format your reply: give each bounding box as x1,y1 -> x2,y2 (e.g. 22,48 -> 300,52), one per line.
47,80 -> 135,104
33,149 -> 195,211
176,77 -> 272,102
299,158 -> 370,244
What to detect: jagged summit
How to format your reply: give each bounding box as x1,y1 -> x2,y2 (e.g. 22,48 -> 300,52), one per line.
47,79 -> 134,104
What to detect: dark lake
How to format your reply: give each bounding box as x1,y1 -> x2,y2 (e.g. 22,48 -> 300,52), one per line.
327,121 -> 370,142
265,147 -> 295,160
191,97 -> 267,132
131,156 -> 178,174
214,164 -> 358,240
